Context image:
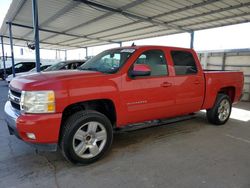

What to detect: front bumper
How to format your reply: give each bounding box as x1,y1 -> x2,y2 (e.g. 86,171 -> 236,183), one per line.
4,101 -> 62,151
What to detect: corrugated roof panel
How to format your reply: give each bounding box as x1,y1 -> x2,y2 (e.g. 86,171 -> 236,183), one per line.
36,0 -> 72,23
238,6 -> 250,12
228,8 -> 246,14
13,0 -> 32,25
221,0 -> 241,6
117,29 -> 179,42
117,30 -> 177,41
243,14 -> 250,19
89,22 -> 153,38
128,1 -> 180,18
77,40 -> 109,47
45,4 -> 104,31
10,27 -> 31,39
59,38 -> 89,46
101,26 -> 165,40
38,31 -> 58,41
43,35 -> 76,44
187,18 -> 244,30
69,14 -> 134,35
94,0 -> 134,9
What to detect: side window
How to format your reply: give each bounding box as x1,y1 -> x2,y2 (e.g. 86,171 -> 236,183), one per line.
30,63 -> 36,68
171,51 -> 198,75
61,64 -> 68,70
24,63 -> 32,69
134,50 -> 168,76
70,62 -> 77,69
77,62 -> 84,67
15,64 -> 23,69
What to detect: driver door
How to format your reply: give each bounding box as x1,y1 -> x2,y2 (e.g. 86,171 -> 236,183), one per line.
120,49 -> 176,124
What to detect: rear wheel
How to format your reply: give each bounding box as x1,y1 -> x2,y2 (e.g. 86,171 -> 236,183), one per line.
60,110 -> 113,164
206,94 -> 232,125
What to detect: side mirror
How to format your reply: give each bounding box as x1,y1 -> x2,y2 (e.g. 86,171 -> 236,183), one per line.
130,64 -> 151,77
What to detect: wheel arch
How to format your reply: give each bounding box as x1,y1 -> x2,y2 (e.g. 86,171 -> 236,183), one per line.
218,86 -> 235,103
59,99 -> 117,142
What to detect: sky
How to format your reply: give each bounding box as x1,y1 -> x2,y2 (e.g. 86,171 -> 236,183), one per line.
0,0 -> 250,62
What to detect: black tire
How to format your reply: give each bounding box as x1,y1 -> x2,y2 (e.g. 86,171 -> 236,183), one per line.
60,110 -> 113,165
206,94 -> 232,125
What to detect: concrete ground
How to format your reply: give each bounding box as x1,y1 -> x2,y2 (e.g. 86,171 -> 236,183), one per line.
0,80 -> 250,188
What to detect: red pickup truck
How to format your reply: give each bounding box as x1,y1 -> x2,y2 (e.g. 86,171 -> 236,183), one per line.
5,46 -> 244,164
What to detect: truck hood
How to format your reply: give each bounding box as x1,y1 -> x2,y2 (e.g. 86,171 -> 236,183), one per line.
10,70 -> 104,90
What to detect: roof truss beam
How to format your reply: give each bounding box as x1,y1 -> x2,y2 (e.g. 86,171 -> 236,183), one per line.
7,22 -> 119,45
1,35 -> 82,49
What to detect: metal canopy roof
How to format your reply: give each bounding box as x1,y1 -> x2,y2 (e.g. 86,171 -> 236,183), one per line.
0,0 -> 250,50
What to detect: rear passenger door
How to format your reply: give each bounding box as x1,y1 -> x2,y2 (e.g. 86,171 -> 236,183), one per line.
170,50 -> 205,114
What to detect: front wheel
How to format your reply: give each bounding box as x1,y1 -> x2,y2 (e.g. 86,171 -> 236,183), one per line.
60,110 -> 113,164
206,94 -> 232,125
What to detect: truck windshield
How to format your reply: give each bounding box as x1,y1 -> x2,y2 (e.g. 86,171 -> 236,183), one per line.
78,48 -> 136,73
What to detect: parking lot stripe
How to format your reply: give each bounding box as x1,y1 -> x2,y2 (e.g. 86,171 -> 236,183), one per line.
225,134 -> 250,144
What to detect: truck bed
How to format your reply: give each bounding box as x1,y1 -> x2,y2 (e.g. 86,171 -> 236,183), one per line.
202,70 -> 244,109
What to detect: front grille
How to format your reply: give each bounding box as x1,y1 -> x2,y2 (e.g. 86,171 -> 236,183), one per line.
10,101 -> 20,110
9,89 -> 21,110
10,89 -> 21,98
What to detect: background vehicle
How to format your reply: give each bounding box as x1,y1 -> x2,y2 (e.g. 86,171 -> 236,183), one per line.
6,64 -> 52,83
4,46 -> 243,165
6,60 -> 85,83
0,62 -> 36,80
44,60 -> 85,71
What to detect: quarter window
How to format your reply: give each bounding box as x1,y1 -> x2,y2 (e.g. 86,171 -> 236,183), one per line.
171,51 -> 197,75
134,50 -> 168,76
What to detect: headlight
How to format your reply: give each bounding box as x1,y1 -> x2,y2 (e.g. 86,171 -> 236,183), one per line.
20,90 -> 55,113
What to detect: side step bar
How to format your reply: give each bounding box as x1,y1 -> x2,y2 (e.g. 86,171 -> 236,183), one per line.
115,114 -> 196,132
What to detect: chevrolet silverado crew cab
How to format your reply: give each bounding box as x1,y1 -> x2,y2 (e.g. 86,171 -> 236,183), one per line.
5,46 -> 244,164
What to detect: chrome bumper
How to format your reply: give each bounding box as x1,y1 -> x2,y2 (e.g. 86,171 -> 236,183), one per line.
4,101 -> 21,138
4,101 -> 57,151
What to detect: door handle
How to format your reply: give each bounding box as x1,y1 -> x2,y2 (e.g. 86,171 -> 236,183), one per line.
194,80 -> 200,84
161,82 -> 172,87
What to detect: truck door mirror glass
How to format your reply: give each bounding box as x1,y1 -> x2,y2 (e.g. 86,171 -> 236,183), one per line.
130,64 -> 151,77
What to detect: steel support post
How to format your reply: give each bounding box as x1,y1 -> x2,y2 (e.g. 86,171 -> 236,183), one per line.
190,31 -> 194,49
0,36 -> 7,79
8,22 -> 15,77
85,47 -> 88,58
32,0 -> 41,72
222,53 -> 226,70
65,50 -> 67,61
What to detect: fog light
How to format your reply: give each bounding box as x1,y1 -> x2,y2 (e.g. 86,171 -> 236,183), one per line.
26,133 -> 36,140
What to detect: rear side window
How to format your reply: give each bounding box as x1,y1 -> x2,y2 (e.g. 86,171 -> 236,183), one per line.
171,51 -> 197,75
